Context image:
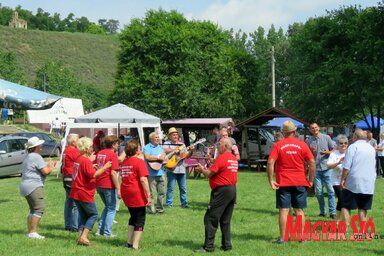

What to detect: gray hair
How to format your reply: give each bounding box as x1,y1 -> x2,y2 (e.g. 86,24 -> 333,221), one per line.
67,133 -> 79,144
335,134 -> 348,144
353,129 -> 367,140
149,131 -> 159,141
220,137 -> 233,150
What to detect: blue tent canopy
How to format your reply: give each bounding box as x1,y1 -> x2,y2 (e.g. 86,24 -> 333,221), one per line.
0,78 -> 61,110
355,114 -> 384,129
264,117 -> 305,129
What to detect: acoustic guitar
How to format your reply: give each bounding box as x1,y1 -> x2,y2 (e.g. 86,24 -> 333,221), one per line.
147,154 -> 166,171
165,138 -> 206,170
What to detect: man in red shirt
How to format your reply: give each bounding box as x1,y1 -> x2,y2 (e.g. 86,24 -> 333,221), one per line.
62,133 -> 81,232
194,138 -> 238,253
267,120 -> 315,244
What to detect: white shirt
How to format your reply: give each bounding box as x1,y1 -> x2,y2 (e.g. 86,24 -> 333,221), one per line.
327,150 -> 345,186
52,119 -> 61,129
342,140 -> 376,194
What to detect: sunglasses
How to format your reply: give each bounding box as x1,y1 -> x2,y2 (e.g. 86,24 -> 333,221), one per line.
339,142 -> 348,145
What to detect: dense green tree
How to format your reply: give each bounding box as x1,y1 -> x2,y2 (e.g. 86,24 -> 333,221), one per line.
0,50 -> 26,84
0,6 -> 13,26
34,61 -> 107,111
283,4 -> 384,136
106,19 -> 119,34
111,9 -> 254,119
248,26 -> 289,111
87,23 -> 106,35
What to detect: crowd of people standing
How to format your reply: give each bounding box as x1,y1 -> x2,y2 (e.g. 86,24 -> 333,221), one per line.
18,119 -> 379,249
268,121 -> 377,244
19,125 -> 239,252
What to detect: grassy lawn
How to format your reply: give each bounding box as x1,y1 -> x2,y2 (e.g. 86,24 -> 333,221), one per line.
0,169 -> 383,255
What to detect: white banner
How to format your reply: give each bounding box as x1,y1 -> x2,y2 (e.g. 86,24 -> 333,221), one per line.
27,97 -> 84,124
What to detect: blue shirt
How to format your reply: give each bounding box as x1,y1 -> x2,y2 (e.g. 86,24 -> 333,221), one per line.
342,140 -> 376,194
143,143 -> 165,177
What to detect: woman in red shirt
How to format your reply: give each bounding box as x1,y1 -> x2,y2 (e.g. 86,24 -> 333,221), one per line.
69,137 -> 111,246
121,139 -> 151,250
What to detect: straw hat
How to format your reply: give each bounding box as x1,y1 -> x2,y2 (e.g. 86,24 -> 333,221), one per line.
26,136 -> 45,149
168,127 -> 178,136
281,120 -> 297,133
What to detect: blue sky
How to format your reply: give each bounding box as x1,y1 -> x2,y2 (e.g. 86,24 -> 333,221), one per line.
0,0 -> 380,32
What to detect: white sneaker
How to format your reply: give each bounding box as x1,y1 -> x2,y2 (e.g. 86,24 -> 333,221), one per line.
28,232 -> 45,239
113,220 -> 118,224
103,234 -> 116,238
95,229 -> 101,236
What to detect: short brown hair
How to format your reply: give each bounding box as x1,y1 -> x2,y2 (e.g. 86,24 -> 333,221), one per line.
104,135 -> 119,148
125,139 -> 140,157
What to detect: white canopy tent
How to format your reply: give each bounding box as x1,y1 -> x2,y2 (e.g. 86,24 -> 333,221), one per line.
63,103 -> 161,147
61,103 -> 161,167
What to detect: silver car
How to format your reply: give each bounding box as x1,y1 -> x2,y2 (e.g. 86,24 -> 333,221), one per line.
0,135 -> 28,178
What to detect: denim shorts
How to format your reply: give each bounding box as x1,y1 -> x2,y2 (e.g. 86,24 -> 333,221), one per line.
341,189 -> 373,210
276,186 -> 307,209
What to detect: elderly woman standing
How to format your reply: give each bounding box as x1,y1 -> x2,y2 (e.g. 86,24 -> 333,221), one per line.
20,136 -> 57,239
327,134 -> 348,222
121,139 -> 151,250
69,137 -> 112,246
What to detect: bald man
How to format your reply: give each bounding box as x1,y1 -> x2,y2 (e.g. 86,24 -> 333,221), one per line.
194,138 -> 238,253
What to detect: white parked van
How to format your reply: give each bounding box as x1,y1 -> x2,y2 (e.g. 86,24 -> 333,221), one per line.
240,126 -> 274,162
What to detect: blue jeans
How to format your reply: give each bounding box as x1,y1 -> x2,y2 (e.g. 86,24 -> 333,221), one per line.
64,187 -> 79,230
96,187 -> 117,236
166,172 -> 188,207
74,200 -> 98,231
314,170 -> 336,215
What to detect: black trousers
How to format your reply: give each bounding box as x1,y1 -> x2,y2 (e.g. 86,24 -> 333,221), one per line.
333,185 -> 342,211
204,185 -> 236,251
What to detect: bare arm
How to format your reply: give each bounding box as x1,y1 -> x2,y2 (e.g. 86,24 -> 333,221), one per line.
93,161 -> 112,178
267,158 -> 279,190
140,176 -> 151,206
144,153 -> 164,162
340,168 -> 350,190
40,160 -> 57,176
307,158 -> 315,187
195,164 -> 215,178
111,170 -> 121,198
118,151 -> 126,163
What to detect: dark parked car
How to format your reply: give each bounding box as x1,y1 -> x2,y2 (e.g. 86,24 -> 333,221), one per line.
13,132 -> 61,157
0,135 -> 28,177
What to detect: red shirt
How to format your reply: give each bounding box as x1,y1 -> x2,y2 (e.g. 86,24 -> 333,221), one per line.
209,152 -> 238,190
269,137 -> 313,187
95,149 -> 119,189
61,146 -> 81,176
69,155 -> 97,203
120,156 -> 149,207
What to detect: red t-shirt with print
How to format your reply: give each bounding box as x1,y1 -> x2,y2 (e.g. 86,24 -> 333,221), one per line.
69,155 -> 97,203
95,148 -> 120,188
209,152 -> 238,190
121,156 -> 149,207
269,137 -> 313,187
62,146 -> 81,176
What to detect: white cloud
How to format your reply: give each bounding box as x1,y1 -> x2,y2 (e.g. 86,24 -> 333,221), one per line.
196,0 -> 378,33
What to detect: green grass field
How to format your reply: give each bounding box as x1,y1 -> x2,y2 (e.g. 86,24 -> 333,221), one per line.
0,170 -> 383,255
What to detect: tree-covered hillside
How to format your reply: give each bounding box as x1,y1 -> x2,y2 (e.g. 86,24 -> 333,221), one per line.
0,25 -> 119,92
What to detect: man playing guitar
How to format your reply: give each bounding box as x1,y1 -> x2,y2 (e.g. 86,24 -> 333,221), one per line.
143,132 -> 166,214
163,127 -> 194,208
